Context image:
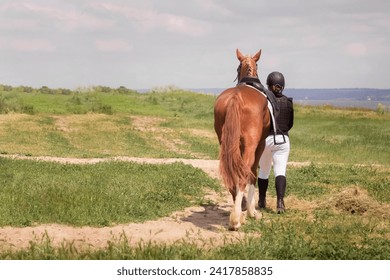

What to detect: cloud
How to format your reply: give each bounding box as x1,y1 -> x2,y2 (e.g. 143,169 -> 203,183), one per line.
343,43 -> 367,56
0,2 -> 114,31
95,39 -> 132,52
91,2 -> 210,36
1,0 -> 389,89
0,37 -> 55,52
0,19 -> 38,30
195,0 -> 234,17
302,35 -> 327,48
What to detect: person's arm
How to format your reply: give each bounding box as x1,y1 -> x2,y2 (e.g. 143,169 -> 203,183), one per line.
288,98 -> 294,130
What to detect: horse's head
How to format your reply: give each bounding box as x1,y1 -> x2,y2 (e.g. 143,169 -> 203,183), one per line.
235,49 -> 261,82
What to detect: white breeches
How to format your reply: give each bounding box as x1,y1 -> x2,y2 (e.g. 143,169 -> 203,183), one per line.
258,135 -> 290,179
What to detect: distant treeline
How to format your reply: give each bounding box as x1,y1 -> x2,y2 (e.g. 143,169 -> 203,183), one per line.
3,84 -> 389,102
0,84 -> 138,95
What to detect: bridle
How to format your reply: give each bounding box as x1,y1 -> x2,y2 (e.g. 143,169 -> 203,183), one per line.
234,57 -> 258,83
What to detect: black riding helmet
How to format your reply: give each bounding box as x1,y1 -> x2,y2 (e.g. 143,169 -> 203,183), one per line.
266,71 -> 285,95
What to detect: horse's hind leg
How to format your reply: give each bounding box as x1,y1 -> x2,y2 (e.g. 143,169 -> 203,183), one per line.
247,183 -> 262,220
247,140 -> 266,220
240,141 -> 262,220
229,186 -> 245,231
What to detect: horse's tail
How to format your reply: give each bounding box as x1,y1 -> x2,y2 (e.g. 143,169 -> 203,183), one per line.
219,92 -> 253,193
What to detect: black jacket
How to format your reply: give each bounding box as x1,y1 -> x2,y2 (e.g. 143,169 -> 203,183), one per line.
270,94 -> 294,136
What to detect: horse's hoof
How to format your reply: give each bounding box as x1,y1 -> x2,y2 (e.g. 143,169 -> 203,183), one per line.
228,225 -> 240,231
253,211 -> 262,220
228,221 -> 241,231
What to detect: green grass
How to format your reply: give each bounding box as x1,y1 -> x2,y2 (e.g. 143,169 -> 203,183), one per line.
0,86 -> 216,118
290,106 -> 390,165
222,212 -> 390,260
0,114 -> 208,158
285,163 -> 390,203
0,87 -> 219,158
0,158 -> 220,226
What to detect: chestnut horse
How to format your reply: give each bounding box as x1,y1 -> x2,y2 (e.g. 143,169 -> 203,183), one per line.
214,49 -> 270,230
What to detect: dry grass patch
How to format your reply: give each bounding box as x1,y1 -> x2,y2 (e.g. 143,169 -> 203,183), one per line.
322,186 -> 390,219
189,128 -> 216,139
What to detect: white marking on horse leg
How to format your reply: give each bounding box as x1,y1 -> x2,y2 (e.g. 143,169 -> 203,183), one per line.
247,183 -> 262,220
240,209 -> 247,225
229,186 -> 244,231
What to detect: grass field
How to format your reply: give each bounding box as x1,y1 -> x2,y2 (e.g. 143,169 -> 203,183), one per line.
0,86 -> 389,259
0,158 -> 220,227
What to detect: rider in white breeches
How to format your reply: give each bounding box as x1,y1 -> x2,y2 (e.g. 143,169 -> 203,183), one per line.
258,135 -> 290,178
258,71 -> 294,213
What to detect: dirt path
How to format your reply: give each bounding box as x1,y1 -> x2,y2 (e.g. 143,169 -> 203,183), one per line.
0,201 -> 239,250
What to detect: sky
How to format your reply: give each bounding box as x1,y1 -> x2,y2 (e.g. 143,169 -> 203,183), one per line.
0,0 -> 389,90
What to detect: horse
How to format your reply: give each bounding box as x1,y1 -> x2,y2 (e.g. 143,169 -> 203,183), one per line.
214,49 -> 270,231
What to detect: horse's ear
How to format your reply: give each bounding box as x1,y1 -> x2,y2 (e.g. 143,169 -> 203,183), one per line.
253,49 -> 262,62
236,49 -> 245,62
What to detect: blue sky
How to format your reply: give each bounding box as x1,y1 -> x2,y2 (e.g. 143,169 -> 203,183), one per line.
0,0 -> 389,89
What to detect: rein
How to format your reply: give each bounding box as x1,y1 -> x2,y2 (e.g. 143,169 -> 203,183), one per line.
234,63 -> 242,83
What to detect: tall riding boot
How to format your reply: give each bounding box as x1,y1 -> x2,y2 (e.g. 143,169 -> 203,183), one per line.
258,178 -> 268,209
275,175 -> 286,214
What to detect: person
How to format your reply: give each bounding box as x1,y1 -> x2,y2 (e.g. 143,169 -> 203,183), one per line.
258,71 -> 294,213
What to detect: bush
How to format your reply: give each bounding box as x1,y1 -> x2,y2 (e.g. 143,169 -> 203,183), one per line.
92,103 -> 113,114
